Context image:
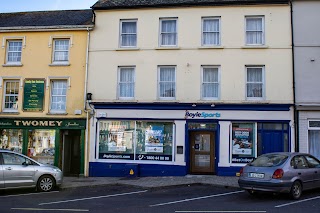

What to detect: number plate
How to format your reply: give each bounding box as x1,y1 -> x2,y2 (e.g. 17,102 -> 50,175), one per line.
248,173 -> 264,178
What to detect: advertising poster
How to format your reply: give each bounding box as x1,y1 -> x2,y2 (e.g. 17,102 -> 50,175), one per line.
145,126 -> 164,153
232,127 -> 252,155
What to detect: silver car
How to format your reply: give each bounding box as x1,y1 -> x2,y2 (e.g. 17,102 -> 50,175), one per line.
238,152 -> 320,199
0,149 -> 62,192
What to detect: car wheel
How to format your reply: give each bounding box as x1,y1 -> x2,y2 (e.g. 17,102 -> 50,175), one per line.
37,175 -> 55,192
290,181 -> 302,200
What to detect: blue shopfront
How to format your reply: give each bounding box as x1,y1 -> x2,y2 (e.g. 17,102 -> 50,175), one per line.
88,103 -> 294,177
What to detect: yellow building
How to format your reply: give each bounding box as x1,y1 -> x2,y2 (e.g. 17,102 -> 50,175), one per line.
0,10 -> 94,177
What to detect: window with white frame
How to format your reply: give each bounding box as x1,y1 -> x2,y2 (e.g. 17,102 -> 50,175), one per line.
3,80 -> 19,111
246,66 -> 264,99
202,17 -> 220,46
118,67 -> 135,99
201,66 -> 219,100
308,121 -> 320,159
50,80 -> 67,113
245,16 -> 264,45
158,66 -> 176,99
52,39 -> 70,63
120,20 -> 137,47
159,18 -> 177,46
6,40 -> 22,64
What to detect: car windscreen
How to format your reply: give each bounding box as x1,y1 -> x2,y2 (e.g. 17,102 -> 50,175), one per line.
250,154 -> 288,167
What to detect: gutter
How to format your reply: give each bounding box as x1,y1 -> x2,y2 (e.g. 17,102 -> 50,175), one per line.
0,25 -> 94,32
290,0 -> 298,152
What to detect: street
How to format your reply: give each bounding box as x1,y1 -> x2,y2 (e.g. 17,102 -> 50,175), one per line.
1,185 -> 320,213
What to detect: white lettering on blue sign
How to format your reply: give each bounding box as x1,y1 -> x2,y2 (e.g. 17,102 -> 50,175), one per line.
185,110 -> 221,119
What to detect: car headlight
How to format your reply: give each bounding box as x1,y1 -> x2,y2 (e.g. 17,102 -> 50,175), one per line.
52,168 -> 62,173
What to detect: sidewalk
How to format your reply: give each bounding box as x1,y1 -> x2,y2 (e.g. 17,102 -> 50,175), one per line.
61,175 -> 239,190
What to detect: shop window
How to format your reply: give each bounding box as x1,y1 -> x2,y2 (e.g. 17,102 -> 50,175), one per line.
231,123 -> 255,164
0,129 -> 23,153
27,130 -> 55,165
98,120 -> 174,162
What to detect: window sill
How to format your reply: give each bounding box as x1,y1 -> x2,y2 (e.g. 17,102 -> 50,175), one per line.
0,111 -> 20,115
2,63 -> 23,67
46,112 -> 68,115
49,63 -> 70,67
116,47 -> 140,51
198,46 -> 224,49
155,47 -> 180,50
241,45 -> 269,49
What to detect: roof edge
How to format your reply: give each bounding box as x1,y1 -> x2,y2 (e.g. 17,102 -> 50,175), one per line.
0,25 -> 94,32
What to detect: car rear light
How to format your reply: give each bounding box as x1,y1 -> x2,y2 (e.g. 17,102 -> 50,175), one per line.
272,169 -> 284,179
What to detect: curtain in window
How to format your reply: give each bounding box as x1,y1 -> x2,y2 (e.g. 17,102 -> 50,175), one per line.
246,18 -> 263,44
4,81 -> 19,110
54,40 -> 69,61
161,20 -> 177,46
202,68 -> 219,98
119,68 -> 134,98
159,67 -> 175,98
247,68 -> 263,97
202,19 -> 220,46
7,41 -> 22,62
51,81 -> 67,111
121,22 -> 137,47
309,130 -> 320,159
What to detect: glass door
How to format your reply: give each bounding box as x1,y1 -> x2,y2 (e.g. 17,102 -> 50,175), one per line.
190,131 -> 215,174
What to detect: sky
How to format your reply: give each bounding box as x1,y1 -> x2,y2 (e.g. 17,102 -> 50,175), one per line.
0,0 -> 98,13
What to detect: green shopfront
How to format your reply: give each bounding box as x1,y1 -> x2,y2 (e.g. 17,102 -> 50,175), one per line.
0,118 -> 86,177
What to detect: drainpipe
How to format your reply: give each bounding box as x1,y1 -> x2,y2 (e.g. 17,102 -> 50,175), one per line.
84,27 -> 90,177
290,0 -> 299,152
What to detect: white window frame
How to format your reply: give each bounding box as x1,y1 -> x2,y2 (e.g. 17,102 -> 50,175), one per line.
49,80 -> 68,113
6,40 -> 23,65
2,80 -> 20,112
201,66 -> 220,100
159,18 -> 178,47
245,66 -> 265,100
245,16 -> 265,46
117,66 -> 135,100
201,17 -> 221,46
52,38 -> 70,64
158,66 -> 176,100
119,19 -> 137,48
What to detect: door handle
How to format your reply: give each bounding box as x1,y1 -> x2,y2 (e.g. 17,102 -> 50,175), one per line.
5,167 -> 12,170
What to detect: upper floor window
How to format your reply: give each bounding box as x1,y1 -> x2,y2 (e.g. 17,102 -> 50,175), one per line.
6,40 -> 22,64
246,66 -> 264,100
202,17 -> 220,46
158,66 -> 176,100
245,16 -> 264,45
120,20 -> 137,48
50,80 -> 67,113
3,80 -> 19,112
118,67 -> 135,99
159,18 -> 177,47
201,66 -> 220,100
52,39 -> 70,63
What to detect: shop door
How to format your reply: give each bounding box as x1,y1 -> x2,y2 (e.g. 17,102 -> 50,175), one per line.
62,130 -> 81,177
189,131 -> 215,174
261,131 -> 284,154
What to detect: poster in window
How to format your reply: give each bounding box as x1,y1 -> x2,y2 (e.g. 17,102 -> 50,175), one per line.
232,128 -> 252,155
145,126 -> 164,153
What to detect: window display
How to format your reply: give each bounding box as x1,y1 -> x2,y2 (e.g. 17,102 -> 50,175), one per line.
0,129 -> 23,153
27,130 -> 55,165
98,120 -> 174,161
231,123 -> 255,164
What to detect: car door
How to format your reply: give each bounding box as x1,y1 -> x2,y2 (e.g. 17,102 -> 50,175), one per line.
0,153 -> 4,188
292,155 -> 315,190
304,155 -> 320,188
2,152 -> 36,188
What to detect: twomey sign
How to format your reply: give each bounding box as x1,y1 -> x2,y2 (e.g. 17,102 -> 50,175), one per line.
0,119 -> 86,129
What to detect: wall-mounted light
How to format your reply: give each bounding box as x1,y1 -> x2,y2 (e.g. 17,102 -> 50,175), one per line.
192,103 -> 196,107
211,104 -> 215,107
86,93 -> 92,101
311,58 -> 315,62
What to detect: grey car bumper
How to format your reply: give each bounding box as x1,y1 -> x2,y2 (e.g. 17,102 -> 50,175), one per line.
238,179 -> 292,193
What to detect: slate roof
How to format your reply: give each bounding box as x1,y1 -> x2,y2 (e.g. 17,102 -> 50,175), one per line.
0,9 -> 94,29
92,0 -> 289,10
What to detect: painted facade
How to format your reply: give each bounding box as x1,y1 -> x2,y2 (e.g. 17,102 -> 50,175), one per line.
293,0 -> 320,160
88,0 -> 294,176
0,10 -> 94,177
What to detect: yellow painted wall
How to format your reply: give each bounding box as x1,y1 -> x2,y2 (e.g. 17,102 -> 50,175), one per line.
0,30 -> 88,118
88,5 -> 293,104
